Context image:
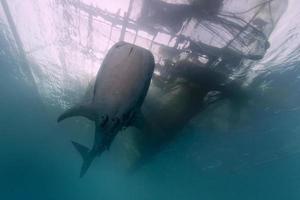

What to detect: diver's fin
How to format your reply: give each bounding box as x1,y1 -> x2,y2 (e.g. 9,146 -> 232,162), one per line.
71,141 -> 96,178
57,104 -> 95,122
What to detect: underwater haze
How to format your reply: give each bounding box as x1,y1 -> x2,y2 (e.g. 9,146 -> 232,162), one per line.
1,0 -> 300,199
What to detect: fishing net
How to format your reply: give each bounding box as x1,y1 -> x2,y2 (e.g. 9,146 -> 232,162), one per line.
0,0 -> 288,107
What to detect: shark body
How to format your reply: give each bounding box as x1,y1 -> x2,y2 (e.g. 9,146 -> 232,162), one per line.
58,42 -> 155,177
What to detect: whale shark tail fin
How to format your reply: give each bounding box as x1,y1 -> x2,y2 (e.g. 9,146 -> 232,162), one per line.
57,104 -> 95,122
71,141 -> 97,178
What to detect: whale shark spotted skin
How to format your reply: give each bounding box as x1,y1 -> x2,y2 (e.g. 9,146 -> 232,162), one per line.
57,41 -> 155,177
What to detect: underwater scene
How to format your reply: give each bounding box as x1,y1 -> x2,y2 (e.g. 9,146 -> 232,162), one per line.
1,0 -> 300,199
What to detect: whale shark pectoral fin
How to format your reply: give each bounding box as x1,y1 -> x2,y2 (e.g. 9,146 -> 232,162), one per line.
57,104 -> 96,122
71,141 -> 97,178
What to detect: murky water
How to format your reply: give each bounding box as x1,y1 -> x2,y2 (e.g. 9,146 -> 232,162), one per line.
1,0 -> 300,199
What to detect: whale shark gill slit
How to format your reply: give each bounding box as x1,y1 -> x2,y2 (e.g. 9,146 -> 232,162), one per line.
129,47 -> 134,55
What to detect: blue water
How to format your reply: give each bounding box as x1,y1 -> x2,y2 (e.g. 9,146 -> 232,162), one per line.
2,69 -> 300,200
1,1 -> 300,200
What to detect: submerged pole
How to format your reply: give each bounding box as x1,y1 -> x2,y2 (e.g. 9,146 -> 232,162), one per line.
1,0 -> 37,89
119,0 -> 134,42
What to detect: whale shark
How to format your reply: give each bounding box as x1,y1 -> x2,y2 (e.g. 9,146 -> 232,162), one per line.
57,41 -> 155,177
